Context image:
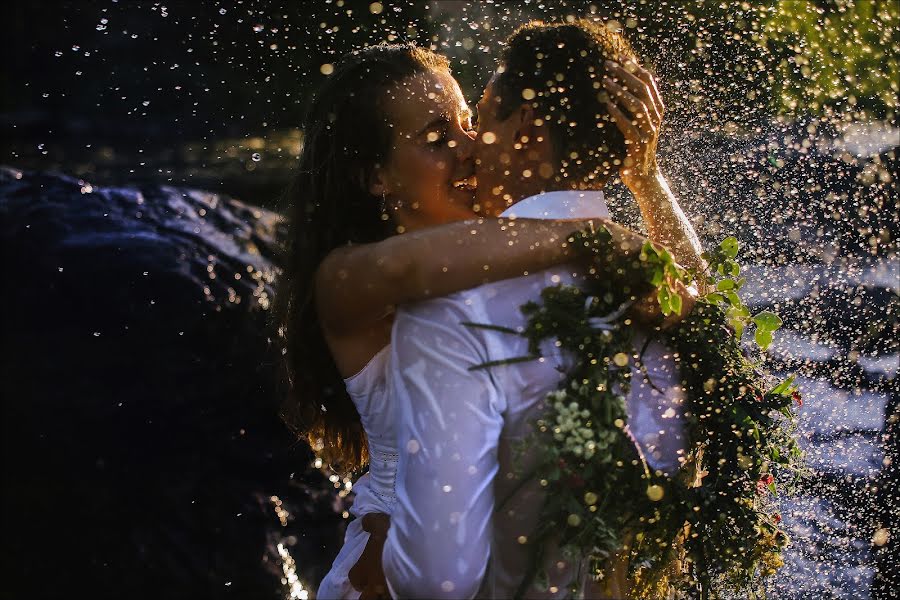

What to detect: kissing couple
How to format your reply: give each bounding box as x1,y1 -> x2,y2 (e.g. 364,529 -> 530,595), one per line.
279,18 -> 705,599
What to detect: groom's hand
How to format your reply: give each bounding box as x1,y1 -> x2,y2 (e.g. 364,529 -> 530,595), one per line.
602,57 -> 665,189
349,513 -> 391,599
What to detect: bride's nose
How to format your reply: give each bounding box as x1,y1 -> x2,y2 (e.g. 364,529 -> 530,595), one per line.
453,126 -> 477,162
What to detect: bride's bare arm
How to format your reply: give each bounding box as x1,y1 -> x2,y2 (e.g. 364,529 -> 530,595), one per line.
316,215 -> 688,337
316,217 -> 600,336
603,58 -> 706,278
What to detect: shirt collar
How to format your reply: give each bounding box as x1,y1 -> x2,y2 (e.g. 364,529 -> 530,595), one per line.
499,189 -> 609,220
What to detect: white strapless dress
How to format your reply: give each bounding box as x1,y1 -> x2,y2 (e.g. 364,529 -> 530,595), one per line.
316,345 -> 399,599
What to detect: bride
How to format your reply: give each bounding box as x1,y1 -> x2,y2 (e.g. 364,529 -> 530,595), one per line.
276,37 -> 700,599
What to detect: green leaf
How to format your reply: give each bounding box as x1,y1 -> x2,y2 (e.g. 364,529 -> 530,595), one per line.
720,236 -> 739,259
670,291 -> 683,316
727,307 -> 746,339
728,260 -> 741,277
752,311 -> 783,332
716,279 -> 736,291
755,328 -> 774,350
770,375 -> 796,396
657,286 -> 673,316
705,292 -> 725,304
665,262 -> 684,282
725,291 -> 742,307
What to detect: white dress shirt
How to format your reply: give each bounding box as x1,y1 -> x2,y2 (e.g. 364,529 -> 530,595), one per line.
382,190 -> 687,598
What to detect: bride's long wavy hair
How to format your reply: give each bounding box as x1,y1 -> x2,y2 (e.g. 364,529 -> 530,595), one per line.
276,43 -> 450,474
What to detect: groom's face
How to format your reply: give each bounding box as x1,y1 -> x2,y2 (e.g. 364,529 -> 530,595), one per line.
472,74 -> 525,217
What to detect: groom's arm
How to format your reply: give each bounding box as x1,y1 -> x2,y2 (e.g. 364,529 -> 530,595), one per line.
382,297 -> 505,599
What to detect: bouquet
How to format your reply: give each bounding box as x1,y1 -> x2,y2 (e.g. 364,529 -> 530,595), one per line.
468,229 -> 804,599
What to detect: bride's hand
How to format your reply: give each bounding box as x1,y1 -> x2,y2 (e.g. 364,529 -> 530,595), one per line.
601,58 -> 665,189
348,513 -> 391,599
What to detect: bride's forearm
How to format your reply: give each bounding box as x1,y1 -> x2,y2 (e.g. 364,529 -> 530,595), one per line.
406,217 -> 597,298
625,167 -> 706,277
316,217 -> 599,335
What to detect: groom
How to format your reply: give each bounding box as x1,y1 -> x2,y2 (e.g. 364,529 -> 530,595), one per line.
382,21 -> 703,598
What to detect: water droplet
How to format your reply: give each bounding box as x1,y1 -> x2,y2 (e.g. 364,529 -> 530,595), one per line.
251,152 -> 261,162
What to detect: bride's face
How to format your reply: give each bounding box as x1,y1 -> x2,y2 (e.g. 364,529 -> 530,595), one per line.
374,69 -> 478,232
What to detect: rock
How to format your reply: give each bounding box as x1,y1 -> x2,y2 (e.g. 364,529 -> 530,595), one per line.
0,167 -> 342,598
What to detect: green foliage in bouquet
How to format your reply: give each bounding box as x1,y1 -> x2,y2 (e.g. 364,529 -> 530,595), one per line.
467,230 -> 804,599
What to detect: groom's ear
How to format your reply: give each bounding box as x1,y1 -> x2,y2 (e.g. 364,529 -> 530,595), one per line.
513,103 -> 536,146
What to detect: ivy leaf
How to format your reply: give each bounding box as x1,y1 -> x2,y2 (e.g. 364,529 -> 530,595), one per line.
753,311 -> 783,332
755,328 -> 774,350
657,286 -> 673,316
726,306 -> 746,339
770,375 -> 796,396
670,291 -> 683,316
720,236 -> 739,259
716,279 -> 736,291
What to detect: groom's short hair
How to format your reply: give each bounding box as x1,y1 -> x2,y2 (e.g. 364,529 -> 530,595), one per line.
496,20 -> 638,186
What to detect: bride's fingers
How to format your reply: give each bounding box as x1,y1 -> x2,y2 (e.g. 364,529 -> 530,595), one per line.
605,100 -> 642,143
602,79 -> 655,137
608,60 -> 663,127
638,66 -> 665,118
625,59 -> 665,121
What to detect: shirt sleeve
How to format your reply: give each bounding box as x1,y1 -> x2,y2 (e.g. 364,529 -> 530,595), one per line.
382,295 -> 506,599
